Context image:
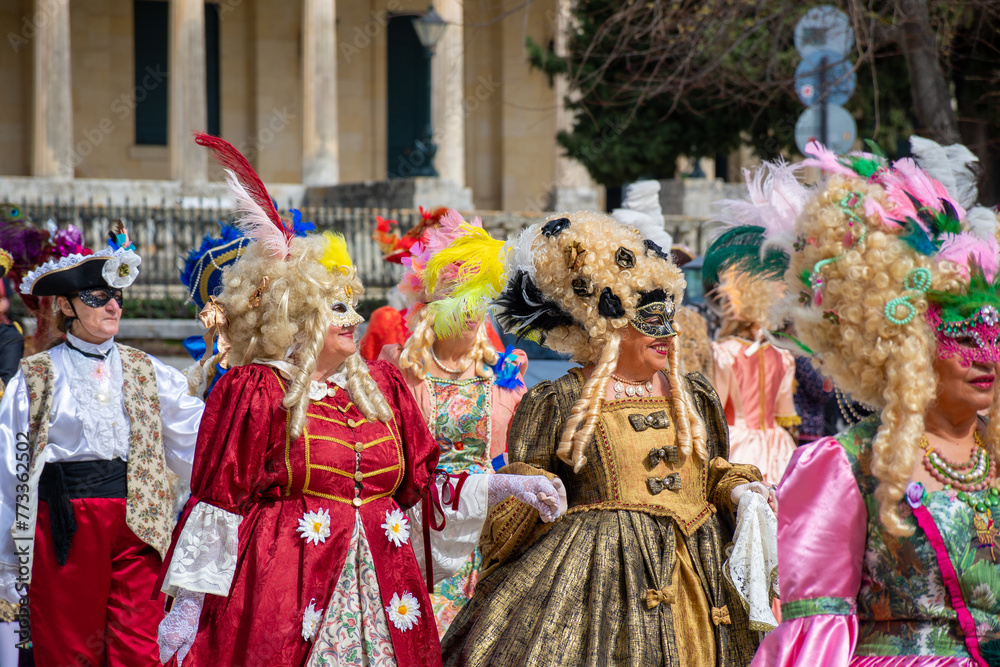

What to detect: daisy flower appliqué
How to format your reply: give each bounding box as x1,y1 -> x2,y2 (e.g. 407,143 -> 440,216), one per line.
301,599 -> 323,641
381,508 -> 410,547
297,508 -> 331,545
385,591 -> 421,631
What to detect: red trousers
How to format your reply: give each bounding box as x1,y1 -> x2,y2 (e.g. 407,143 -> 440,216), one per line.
30,497 -> 165,667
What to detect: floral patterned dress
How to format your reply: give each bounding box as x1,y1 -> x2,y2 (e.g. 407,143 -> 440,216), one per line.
425,375 -> 493,636
754,414 -> 1000,666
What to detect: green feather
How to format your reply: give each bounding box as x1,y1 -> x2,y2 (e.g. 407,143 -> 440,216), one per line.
845,154 -> 886,179
927,265 -> 1000,323
703,225 -> 789,285
863,139 -> 886,158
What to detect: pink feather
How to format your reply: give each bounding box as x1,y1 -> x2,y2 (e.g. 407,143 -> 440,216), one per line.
801,141 -> 857,178
223,170 -> 290,260
880,158 -> 966,225
937,232 -> 999,282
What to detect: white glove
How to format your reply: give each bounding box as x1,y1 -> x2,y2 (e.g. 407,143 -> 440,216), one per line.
488,474 -> 564,522
731,481 -> 777,514
158,589 -> 205,665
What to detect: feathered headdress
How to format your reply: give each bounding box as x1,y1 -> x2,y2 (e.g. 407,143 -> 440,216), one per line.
195,132 -> 294,260
704,137 -> 1000,339
395,209 -> 506,337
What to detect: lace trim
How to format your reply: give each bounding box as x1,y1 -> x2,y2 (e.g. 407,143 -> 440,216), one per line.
775,414 -> 802,428
780,596 -> 857,620
63,344 -> 131,460
161,502 -> 242,597
19,247 -> 117,294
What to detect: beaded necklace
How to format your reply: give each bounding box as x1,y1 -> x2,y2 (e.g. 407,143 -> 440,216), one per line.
611,374 -> 654,400
920,431 -> 994,493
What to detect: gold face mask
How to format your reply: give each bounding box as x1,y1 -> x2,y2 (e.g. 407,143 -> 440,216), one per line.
328,285 -> 364,328
630,290 -> 677,339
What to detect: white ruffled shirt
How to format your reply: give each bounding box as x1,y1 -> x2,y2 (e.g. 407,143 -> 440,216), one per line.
0,336 -> 205,602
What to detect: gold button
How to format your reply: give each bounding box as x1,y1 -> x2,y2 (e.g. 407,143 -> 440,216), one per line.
352,497 -> 362,507
347,419 -> 358,428
354,471 -> 363,482
354,442 -> 364,453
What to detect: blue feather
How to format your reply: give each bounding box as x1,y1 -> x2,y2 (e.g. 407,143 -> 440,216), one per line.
492,345 -> 524,390
899,219 -> 938,256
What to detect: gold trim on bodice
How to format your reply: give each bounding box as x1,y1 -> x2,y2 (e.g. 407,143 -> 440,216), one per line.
574,396 -> 715,536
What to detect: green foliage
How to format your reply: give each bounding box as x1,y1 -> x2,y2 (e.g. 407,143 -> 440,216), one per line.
534,0 -> 998,188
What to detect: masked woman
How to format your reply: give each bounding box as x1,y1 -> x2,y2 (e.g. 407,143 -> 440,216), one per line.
441,212 -> 775,667
156,135 -> 560,667
0,227 -> 203,665
378,210 -> 527,636
711,138 -> 1000,665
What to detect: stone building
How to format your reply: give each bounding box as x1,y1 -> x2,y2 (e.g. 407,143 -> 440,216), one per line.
0,0 -> 600,211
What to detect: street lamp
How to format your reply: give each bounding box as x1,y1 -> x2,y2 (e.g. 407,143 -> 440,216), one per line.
412,5 -> 447,54
407,5 -> 447,178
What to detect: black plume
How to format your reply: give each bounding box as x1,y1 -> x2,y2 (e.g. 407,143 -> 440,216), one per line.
494,271 -> 577,343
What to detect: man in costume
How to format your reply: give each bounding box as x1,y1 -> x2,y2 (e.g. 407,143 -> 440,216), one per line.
0,228 -> 204,665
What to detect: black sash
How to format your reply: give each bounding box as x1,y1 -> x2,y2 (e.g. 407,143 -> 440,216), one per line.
38,459 -> 128,566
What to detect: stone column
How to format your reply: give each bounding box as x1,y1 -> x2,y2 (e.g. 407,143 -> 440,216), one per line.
549,0 -> 598,211
169,0 -> 208,183
32,0 -> 73,178
302,0 -> 339,185
430,0 -> 465,187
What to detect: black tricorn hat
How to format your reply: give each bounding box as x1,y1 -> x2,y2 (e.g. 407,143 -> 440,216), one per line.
28,255 -> 112,297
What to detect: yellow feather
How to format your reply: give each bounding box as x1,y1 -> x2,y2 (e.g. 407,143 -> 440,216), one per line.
424,223 -> 507,301
319,231 -> 354,274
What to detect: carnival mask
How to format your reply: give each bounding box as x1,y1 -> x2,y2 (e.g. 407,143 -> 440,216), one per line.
77,287 -> 124,309
928,304 -> 1000,367
631,289 -> 677,339
329,285 -> 363,328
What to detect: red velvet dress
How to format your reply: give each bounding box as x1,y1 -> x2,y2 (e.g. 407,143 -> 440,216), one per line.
175,360 -> 441,667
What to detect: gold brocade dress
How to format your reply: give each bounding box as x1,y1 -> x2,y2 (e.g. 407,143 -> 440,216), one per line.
441,370 -> 763,667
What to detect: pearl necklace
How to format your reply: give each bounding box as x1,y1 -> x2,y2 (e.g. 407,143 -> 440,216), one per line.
611,374 -> 654,400
835,388 -> 868,426
431,346 -> 470,376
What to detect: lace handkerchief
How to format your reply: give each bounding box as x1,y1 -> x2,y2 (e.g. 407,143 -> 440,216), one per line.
724,490 -> 780,632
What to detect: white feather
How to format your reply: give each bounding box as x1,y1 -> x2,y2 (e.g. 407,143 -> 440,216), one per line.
909,136 -> 979,209
224,169 -> 289,260
611,180 -> 673,249
710,160 -> 811,259
966,206 -> 1000,241
503,222 -> 545,283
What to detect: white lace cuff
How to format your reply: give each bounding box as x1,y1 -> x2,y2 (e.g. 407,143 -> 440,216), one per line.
407,473 -> 490,585
161,502 -> 242,597
0,565 -> 19,606
724,490 -> 780,632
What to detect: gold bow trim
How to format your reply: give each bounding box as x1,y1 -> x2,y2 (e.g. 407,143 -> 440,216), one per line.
648,446 -> 679,467
645,585 -> 676,609
629,410 -> 671,432
711,605 -> 731,626
198,298 -> 232,369
647,473 -> 682,494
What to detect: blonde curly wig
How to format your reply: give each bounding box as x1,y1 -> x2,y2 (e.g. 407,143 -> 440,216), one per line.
496,211 -> 707,471
715,266 -> 785,338
218,234 -> 392,440
786,174 -> 1000,536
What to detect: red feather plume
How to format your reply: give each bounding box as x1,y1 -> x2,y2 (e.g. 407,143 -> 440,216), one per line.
194,132 -> 291,242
